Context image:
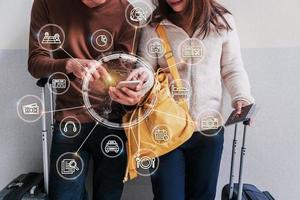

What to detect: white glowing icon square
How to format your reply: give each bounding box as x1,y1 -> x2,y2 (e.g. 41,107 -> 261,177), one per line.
171,85 -> 189,97
42,32 -> 61,44
61,159 -> 79,175
154,128 -> 169,142
104,140 -> 120,153
136,157 -> 156,170
182,46 -> 203,58
22,103 -> 40,115
52,79 -> 67,89
201,117 -> 219,130
149,42 -> 163,54
130,7 -> 147,22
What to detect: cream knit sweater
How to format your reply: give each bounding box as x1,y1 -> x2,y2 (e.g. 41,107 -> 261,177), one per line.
138,14 -> 254,125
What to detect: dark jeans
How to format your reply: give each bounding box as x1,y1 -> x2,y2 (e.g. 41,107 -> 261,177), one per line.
151,129 -> 224,200
49,123 -> 127,200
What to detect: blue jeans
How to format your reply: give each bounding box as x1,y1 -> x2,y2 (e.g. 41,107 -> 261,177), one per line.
49,123 -> 127,200
151,129 -> 224,200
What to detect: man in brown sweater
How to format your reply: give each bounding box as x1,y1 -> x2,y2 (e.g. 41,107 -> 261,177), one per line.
28,0 -> 148,199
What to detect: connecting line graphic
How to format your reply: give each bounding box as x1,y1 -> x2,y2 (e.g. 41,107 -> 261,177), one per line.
152,109 -> 196,124
60,47 -> 88,73
75,122 -> 99,154
43,105 -> 86,114
131,26 -> 138,54
159,60 -> 185,73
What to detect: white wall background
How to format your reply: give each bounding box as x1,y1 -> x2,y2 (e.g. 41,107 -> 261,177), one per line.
0,0 -> 300,200
1,0 -> 300,50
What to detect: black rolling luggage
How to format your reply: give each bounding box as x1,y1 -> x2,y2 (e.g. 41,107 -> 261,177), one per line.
222,107 -> 275,200
0,173 -> 47,200
0,78 -> 51,200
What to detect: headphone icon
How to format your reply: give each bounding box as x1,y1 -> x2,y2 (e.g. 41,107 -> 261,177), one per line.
63,121 -> 77,133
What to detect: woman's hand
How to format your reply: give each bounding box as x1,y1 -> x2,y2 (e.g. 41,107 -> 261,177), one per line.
234,100 -> 249,115
109,87 -> 142,106
234,100 -> 253,125
126,68 -> 150,90
108,68 -> 150,105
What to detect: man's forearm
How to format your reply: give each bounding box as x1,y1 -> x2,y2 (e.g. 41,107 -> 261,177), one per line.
28,55 -> 68,79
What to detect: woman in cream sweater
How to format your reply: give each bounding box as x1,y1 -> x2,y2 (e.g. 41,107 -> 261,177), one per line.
137,0 -> 255,199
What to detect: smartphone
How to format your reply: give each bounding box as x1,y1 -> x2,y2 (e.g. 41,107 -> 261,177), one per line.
116,80 -> 141,90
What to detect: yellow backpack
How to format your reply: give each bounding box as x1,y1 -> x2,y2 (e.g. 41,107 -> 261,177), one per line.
123,25 -> 196,181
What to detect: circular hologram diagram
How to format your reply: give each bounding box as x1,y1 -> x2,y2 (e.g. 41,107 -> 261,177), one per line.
82,53 -> 155,129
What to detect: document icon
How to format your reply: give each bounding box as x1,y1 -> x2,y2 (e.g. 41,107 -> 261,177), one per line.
61,159 -> 79,175
22,103 -> 40,115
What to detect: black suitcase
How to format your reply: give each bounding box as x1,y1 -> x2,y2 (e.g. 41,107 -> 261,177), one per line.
221,120 -> 275,200
0,78 -> 51,200
0,173 -> 47,200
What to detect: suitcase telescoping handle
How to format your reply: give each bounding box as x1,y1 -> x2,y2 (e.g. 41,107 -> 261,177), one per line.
228,123 -> 238,199
36,73 -> 75,194
228,119 -> 251,200
36,78 -> 50,194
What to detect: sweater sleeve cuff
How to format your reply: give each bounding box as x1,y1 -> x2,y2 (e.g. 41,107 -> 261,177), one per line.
231,95 -> 255,108
53,59 -> 69,74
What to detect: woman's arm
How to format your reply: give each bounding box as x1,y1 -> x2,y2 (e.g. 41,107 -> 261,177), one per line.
221,15 -> 255,108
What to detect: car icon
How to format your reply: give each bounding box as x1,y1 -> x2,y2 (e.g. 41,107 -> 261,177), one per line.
104,140 -> 119,153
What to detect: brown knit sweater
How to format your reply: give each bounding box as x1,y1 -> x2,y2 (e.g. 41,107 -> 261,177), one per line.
28,0 -> 137,123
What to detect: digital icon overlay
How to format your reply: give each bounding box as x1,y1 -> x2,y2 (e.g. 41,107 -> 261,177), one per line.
56,152 -> 84,180
125,1 -> 152,28
133,149 -> 159,176
197,109 -> 224,137
59,116 -> 81,138
37,24 -> 65,51
17,95 -> 43,123
151,124 -> 171,144
91,29 -> 113,52
178,38 -> 206,65
100,134 -> 124,158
